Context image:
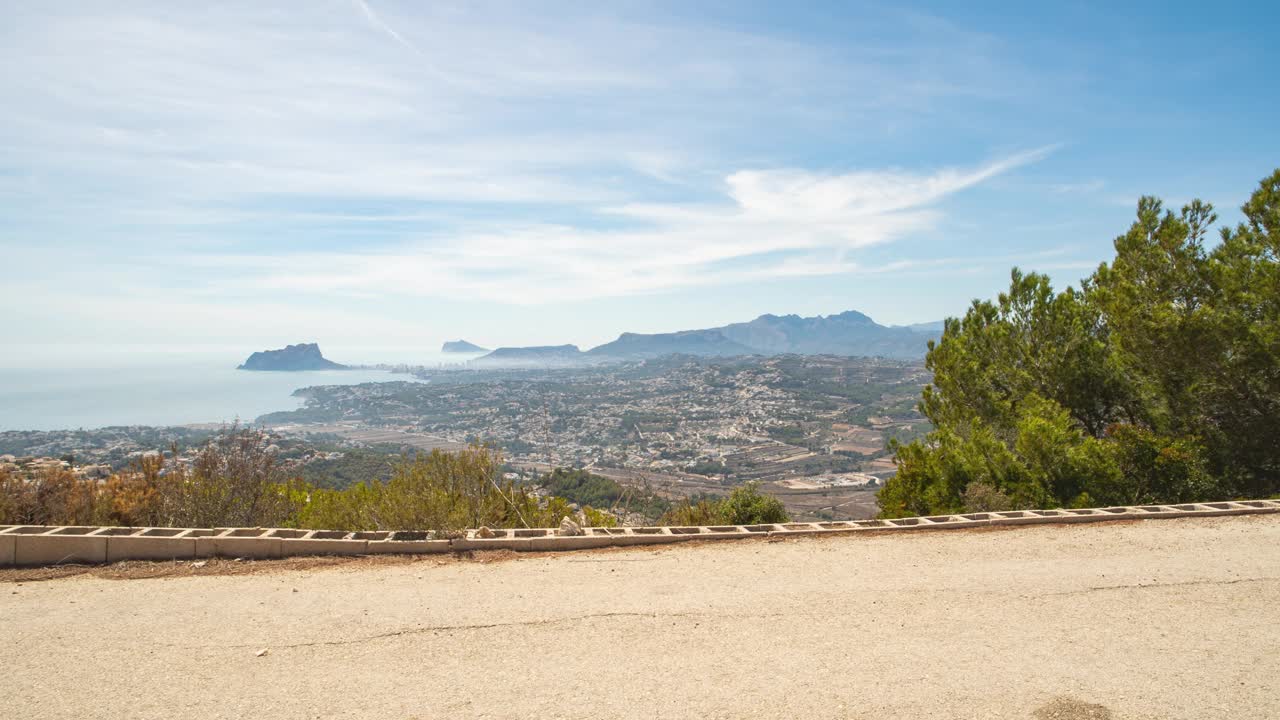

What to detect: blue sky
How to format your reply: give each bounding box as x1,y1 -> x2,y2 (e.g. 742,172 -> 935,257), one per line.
2,0 -> 1277,365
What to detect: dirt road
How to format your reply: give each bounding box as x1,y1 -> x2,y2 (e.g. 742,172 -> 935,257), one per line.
3,516 -> 1278,719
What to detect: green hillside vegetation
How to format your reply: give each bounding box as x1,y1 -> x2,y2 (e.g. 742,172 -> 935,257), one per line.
536,467 -> 672,520
880,169 -> 1280,517
298,450 -> 399,490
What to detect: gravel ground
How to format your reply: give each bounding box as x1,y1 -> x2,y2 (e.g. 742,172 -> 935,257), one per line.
2,516 -> 1278,719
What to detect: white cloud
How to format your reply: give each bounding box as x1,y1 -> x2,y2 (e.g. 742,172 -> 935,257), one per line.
181,149 -> 1053,303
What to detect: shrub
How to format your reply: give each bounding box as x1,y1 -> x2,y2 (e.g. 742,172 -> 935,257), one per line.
0,463 -> 120,526
960,482 -> 1014,513
719,482 -> 789,524
660,498 -> 723,526
537,467 -> 670,520
158,429 -> 302,528
660,482 -> 789,525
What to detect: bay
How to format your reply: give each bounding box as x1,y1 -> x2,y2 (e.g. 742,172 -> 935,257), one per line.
0,352 -> 480,430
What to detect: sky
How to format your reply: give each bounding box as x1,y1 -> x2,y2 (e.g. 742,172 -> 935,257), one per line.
2,0 -> 1278,366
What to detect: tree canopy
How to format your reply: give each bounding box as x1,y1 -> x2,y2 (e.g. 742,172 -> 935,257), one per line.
880,169 -> 1280,517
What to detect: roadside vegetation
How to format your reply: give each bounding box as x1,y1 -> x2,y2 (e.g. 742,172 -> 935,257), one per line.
880,169 -> 1280,517
660,482 -> 790,526
0,430 -> 616,535
535,467 -> 672,521
297,449 -> 399,489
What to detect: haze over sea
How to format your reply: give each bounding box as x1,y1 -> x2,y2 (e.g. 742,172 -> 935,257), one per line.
0,348 -> 482,431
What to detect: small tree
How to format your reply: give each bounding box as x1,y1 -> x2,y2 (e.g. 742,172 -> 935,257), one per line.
660,483 -> 790,525
158,428 -> 300,528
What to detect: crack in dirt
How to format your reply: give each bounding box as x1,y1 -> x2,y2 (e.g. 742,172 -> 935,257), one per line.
1036,575 -> 1277,597
168,610 -> 789,651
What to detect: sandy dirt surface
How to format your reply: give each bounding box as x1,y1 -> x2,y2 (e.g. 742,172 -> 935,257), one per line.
2,516 -> 1278,719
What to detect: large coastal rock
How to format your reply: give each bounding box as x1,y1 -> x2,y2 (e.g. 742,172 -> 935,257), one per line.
441,340 -> 489,353
237,343 -> 348,371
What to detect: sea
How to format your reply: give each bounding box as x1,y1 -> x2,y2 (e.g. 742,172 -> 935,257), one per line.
0,349 -> 484,431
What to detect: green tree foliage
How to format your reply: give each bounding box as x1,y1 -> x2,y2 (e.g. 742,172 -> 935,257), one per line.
298,450 -> 398,490
538,468 -> 624,508
537,467 -> 671,520
881,169 -> 1280,517
661,482 -> 789,525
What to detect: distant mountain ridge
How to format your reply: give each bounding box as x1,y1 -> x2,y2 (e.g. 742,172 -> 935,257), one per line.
473,311 -> 938,366
898,320 -> 945,335
237,343 -> 348,371
587,329 -> 757,359
717,310 -> 926,358
472,344 -> 584,367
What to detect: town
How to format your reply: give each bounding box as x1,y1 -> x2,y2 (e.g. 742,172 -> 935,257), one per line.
261,354 -> 930,519
1,355 -> 930,522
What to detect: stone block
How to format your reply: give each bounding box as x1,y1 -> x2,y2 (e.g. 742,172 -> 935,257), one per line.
194,535 -> 282,559
1187,502 -> 1273,518
529,534 -> 613,551
778,523 -> 827,534
14,528 -> 108,566
607,532 -> 684,547
450,536 -> 533,552
697,526 -> 753,541
279,538 -> 369,557
364,539 -> 453,554
107,533 -> 197,562
887,516 -> 972,532
884,517 -> 934,530
0,533 -> 14,566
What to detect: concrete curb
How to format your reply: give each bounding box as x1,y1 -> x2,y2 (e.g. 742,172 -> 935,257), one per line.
2,500 -> 1278,567
0,531 -> 14,566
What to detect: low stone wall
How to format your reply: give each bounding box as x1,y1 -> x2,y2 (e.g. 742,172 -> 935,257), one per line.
2,500 -> 1278,567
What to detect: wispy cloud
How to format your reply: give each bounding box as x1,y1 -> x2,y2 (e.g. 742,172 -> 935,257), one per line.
179,149 -> 1054,303
350,0 -> 418,53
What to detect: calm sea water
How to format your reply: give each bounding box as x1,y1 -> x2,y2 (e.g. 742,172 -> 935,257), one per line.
0,352 -> 481,431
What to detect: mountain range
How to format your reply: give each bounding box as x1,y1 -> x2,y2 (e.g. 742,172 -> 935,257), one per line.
473,310 -> 938,367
